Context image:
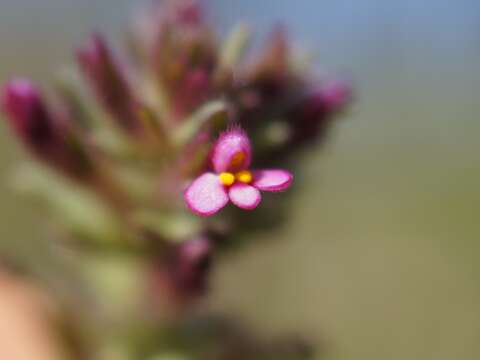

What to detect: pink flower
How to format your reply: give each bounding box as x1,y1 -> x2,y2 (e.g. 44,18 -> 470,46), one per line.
185,128 -> 293,216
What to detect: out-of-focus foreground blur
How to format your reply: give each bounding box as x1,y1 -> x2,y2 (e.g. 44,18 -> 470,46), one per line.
0,0 -> 479,359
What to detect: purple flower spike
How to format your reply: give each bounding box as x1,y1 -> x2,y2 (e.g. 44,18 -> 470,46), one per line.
185,127 -> 293,216
77,34 -> 139,132
1,78 -> 54,148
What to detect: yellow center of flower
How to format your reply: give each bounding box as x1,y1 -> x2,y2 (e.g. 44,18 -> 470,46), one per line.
219,170 -> 253,186
235,170 -> 253,184
219,172 -> 235,186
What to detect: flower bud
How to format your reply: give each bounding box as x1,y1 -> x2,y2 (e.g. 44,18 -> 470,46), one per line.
170,0 -> 203,26
172,236 -> 213,296
318,79 -> 352,112
247,26 -> 290,99
173,68 -> 211,118
143,1 -> 216,121
290,79 -> 352,144
1,79 -> 92,178
1,78 -> 54,148
77,34 -> 140,132
149,237 -> 213,312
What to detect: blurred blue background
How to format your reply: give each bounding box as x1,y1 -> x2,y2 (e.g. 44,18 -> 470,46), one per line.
1,1 -> 479,359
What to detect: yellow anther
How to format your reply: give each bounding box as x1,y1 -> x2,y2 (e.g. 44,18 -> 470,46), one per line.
235,170 -> 253,184
219,172 -> 235,186
230,152 -> 246,168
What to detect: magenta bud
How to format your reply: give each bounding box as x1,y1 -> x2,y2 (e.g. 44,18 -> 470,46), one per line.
2,79 -> 92,178
289,79 -> 352,144
149,237 -> 213,310
173,0 -> 203,26
172,236 -> 213,295
1,79 -> 54,148
248,25 -> 289,98
173,68 -> 211,117
77,34 -> 139,132
318,79 -> 352,112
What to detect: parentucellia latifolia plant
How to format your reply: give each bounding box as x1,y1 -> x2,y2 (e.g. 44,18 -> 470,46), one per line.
0,0 -> 351,359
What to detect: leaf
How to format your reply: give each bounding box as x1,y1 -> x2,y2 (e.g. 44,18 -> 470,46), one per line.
80,254 -> 144,318
136,104 -> 168,143
172,101 -> 228,147
55,68 -> 92,130
12,163 -> 129,246
132,209 -> 201,243
219,22 -> 251,69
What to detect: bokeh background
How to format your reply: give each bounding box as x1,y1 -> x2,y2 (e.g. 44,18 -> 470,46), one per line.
1,0 -> 479,359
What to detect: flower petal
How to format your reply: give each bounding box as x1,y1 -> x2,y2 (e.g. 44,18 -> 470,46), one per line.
228,183 -> 261,210
185,173 -> 229,216
253,169 -> 293,192
211,127 -> 252,173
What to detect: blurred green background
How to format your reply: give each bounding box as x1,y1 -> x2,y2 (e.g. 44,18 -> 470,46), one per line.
1,0 -> 479,359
